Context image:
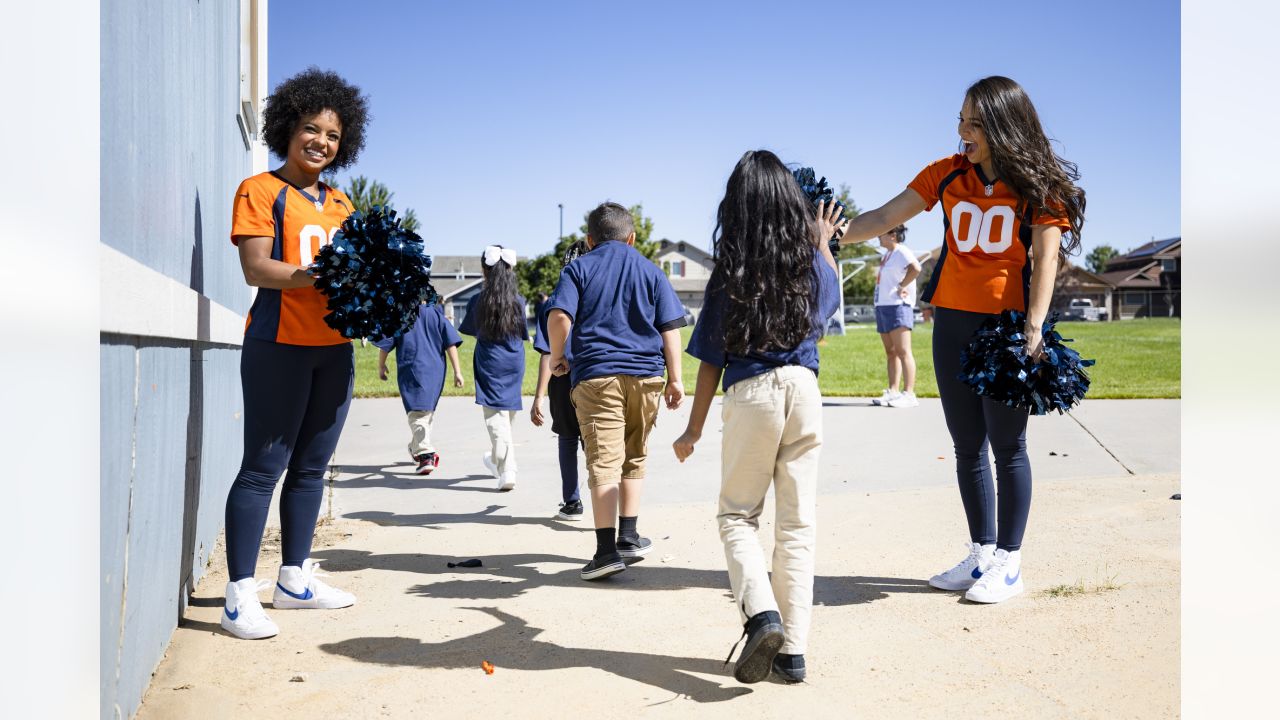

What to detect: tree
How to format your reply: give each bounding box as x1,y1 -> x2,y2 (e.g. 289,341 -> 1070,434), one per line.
831,184 -> 880,303
1086,244 -> 1119,273
337,175 -> 421,233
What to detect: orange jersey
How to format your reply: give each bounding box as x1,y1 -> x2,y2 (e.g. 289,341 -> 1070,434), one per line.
908,154 -> 1070,315
231,172 -> 354,345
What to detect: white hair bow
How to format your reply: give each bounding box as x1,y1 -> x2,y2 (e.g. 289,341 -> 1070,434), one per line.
483,245 -> 518,267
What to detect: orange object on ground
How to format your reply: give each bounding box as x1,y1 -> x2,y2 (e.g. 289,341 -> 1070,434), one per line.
481,661 -> 495,675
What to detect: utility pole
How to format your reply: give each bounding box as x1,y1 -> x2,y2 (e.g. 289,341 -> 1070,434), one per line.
558,203 -> 564,241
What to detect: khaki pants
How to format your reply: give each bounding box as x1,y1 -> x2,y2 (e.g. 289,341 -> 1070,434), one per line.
482,408 -> 517,475
406,410 -> 435,456
718,365 -> 822,655
570,374 -> 665,487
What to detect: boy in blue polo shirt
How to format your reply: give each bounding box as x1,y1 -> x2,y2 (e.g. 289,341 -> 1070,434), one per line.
375,302 -> 465,475
547,202 -> 686,581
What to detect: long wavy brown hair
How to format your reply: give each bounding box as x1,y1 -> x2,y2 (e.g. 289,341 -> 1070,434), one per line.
711,150 -> 821,355
966,76 -> 1086,256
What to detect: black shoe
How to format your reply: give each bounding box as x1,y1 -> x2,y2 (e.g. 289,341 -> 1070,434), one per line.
772,653 -> 806,683
556,500 -> 584,521
580,552 -> 627,581
725,611 -> 785,684
616,535 -> 652,558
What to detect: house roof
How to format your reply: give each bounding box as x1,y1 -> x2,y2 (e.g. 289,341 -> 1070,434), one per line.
1100,262 -> 1163,288
433,277 -> 484,301
1122,237 -> 1181,260
429,255 -> 485,278
426,255 -> 486,300
1058,264 -> 1114,288
656,239 -> 714,262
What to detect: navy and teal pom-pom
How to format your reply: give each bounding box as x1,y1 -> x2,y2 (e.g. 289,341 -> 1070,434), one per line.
792,166 -> 846,254
958,309 -> 1097,415
309,206 -> 439,340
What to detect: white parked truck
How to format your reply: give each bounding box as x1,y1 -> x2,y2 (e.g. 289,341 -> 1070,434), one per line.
1065,298 -> 1109,321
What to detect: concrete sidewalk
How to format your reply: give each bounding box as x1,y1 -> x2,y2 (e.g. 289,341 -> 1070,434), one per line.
140,397 -> 1180,719
329,395 -> 1179,516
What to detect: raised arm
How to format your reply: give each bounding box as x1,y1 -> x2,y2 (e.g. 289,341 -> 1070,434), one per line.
838,189 -> 928,246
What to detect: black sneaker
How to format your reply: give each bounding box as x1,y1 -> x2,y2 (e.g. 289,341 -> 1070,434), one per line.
772,653 -> 806,683
616,535 -> 652,558
725,610 -> 785,684
580,551 -> 627,581
556,500 -> 584,521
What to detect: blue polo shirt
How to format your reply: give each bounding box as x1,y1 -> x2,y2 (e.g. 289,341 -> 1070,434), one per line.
373,303 -> 464,413
532,298 -> 572,355
547,240 -> 686,386
687,252 -> 840,391
458,293 -> 528,411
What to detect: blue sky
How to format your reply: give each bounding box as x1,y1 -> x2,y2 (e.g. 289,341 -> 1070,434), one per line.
269,0 -> 1178,261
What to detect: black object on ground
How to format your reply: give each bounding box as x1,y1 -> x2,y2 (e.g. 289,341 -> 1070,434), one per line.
447,559 -> 484,568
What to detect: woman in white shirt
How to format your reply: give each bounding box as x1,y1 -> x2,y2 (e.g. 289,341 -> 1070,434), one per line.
872,225 -> 921,408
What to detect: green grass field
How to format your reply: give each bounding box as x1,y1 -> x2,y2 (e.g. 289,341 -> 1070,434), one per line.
355,318 -> 1180,400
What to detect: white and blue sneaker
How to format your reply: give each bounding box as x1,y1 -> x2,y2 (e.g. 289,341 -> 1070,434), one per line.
965,549 -> 1024,603
928,542 -> 996,591
221,578 -> 279,640
272,559 -> 356,610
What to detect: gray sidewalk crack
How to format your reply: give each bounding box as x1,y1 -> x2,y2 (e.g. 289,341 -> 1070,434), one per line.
1068,413 -> 1136,476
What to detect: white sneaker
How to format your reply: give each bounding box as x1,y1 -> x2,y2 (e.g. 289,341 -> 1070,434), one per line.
965,549 -> 1024,603
482,452 -> 499,478
273,559 -> 356,609
221,578 -> 279,640
928,542 -> 996,591
888,390 -> 919,408
872,389 -> 901,406
497,470 -> 516,492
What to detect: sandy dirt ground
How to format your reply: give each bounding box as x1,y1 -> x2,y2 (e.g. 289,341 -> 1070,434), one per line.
138,473 -> 1179,719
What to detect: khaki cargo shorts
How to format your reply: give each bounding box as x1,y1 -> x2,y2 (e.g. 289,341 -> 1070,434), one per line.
570,374 -> 665,487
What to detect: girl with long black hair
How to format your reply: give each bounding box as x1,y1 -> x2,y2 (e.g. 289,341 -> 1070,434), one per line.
674,150 -> 844,684
838,76 -> 1086,604
459,245 -> 528,491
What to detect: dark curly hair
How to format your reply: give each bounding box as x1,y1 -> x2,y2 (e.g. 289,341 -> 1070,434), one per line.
261,67 -> 370,172
965,76 -> 1086,256
712,150 -> 821,355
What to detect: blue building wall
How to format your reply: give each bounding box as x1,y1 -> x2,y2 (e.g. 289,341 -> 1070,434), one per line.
100,1 -> 251,718
101,0 -> 248,313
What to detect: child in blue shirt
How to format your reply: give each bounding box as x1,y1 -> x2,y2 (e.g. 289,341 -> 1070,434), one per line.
547,202 -> 686,581
673,150 -> 844,685
374,302 -> 464,475
531,240 -> 589,521
459,245 -> 528,491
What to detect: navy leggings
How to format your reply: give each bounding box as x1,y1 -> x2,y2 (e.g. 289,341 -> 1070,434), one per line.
225,338 -> 354,581
933,307 -> 1032,551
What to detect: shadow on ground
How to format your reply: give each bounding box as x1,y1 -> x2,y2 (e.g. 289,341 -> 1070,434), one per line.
313,546 -> 931,605
333,465 -> 498,492
343,505 -> 594,533
320,606 -> 752,703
